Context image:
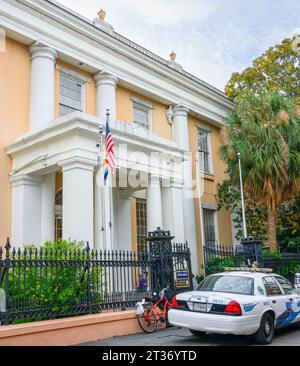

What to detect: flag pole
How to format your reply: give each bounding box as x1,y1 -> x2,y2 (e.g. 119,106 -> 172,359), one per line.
97,122 -> 105,248
105,109 -> 113,248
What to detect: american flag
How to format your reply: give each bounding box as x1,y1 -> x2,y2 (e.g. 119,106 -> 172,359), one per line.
104,116 -> 115,184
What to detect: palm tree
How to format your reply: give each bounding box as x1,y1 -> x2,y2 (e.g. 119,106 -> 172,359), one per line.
220,92 -> 300,251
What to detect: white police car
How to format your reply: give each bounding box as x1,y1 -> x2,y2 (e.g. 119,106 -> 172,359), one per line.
169,268 -> 300,344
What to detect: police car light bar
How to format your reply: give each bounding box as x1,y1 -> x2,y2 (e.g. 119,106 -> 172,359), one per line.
224,267 -> 273,273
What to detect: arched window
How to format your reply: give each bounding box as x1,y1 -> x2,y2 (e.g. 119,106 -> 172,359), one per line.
55,188 -> 63,205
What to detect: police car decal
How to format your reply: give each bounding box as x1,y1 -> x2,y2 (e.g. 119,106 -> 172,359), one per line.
243,303 -> 258,312
257,286 -> 265,295
276,300 -> 300,328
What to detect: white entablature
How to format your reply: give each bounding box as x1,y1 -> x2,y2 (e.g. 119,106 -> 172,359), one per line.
5,112 -> 185,182
0,0 -> 233,126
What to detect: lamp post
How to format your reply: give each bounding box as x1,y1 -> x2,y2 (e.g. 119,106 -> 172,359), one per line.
237,152 -> 247,238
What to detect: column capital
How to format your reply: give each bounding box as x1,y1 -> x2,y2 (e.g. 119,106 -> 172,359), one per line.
29,41 -> 57,62
149,174 -> 161,187
94,70 -> 118,87
58,157 -> 97,173
10,174 -> 42,188
170,177 -> 184,188
173,104 -> 189,118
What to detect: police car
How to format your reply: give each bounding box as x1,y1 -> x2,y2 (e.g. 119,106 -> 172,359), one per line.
169,268 -> 300,344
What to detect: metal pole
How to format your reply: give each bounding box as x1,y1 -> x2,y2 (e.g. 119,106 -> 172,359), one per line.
196,151 -> 206,276
237,152 -> 247,238
97,123 -> 105,248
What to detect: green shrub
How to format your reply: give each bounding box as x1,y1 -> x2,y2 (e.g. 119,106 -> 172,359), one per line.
262,249 -> 282,259
195,274 -> 204,284
205,256 -> 236,275
4,240 -> 103,323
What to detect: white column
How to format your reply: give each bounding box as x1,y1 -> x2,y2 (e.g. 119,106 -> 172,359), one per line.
29,42 -> 57,130
11,175 -> 42,247
94,169 -> 104,250
41,173 -> 55,243
94,70 -> 118,120
60,158 -> 95,245
161,180 -> 185,243
94,70 -> 118,249
173,105 -> 199,272
116,191 -> 132,251
147,176 -> 163,232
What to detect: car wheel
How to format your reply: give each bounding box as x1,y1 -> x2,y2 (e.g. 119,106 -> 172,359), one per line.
189,329 -> 206,336
254,312 -> 275,345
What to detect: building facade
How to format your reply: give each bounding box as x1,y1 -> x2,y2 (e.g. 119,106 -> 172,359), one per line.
0,0 -> 234,273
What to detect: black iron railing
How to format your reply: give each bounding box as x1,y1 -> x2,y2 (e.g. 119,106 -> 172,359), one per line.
0,238 -> 192,325
203,240 -> 300,280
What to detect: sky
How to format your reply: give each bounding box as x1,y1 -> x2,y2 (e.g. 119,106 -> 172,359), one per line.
57,0 -> 300,92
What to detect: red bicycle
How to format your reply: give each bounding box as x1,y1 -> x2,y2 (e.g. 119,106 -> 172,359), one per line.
136,287 -> 176,333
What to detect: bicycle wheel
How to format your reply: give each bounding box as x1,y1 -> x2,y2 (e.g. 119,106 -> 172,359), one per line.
137,307 -> 158,333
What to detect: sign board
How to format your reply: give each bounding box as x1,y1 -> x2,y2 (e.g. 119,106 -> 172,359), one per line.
175,269 -> 190,288
0,289 -> 5,313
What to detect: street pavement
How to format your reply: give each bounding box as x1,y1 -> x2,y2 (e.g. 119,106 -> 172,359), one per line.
79,325 -> 300,346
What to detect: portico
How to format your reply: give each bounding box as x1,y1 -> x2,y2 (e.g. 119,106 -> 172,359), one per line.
6,110 -> 186,250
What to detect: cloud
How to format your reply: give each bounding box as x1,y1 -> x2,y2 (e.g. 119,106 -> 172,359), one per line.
292,28 -> 300,37
57,0 -> 300,91
121,0 -> 215,26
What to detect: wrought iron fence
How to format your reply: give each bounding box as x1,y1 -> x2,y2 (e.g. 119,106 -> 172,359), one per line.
0,238 -> 192,325
203,242 -> 238,275
203,241 -> 300,281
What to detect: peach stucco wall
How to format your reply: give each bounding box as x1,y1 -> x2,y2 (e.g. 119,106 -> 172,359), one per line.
0,311 -> 142,346
0,37 -> 31,246
116,86 -> 172,140
188,116 -> 233,269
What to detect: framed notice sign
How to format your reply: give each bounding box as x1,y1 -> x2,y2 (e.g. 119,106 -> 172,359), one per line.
175,269 -> 190,288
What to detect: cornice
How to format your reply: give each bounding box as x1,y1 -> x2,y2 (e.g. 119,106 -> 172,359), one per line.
5,112 -> 185,157
0,0 -> 233,121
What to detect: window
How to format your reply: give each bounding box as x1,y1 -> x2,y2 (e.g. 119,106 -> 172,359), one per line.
59,74 -> 84,116
136,198 -> 147,252
274,276 -> 296,295
203,208 -> 216,244
55,217 -> 62,241
197,127 -> 211,173
133,103 -> 150,130
262,276 -> 283,296
197,275 -> 254,296
131,96 -> 154,131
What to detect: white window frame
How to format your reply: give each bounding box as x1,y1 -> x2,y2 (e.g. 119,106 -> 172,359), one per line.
58,66 -> 87,116
131,96 -> 154,132
197,124 -> 214,175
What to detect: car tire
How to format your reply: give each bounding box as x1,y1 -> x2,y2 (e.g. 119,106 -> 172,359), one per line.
254,312 -> 275,345
189,329 -> 206,337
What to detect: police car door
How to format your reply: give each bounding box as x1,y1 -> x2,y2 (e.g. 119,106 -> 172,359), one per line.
273,275 -> 300,326
262,276 -> 286,325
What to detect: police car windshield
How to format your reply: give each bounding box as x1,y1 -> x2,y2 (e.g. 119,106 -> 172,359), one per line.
197,275 -> 254,295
